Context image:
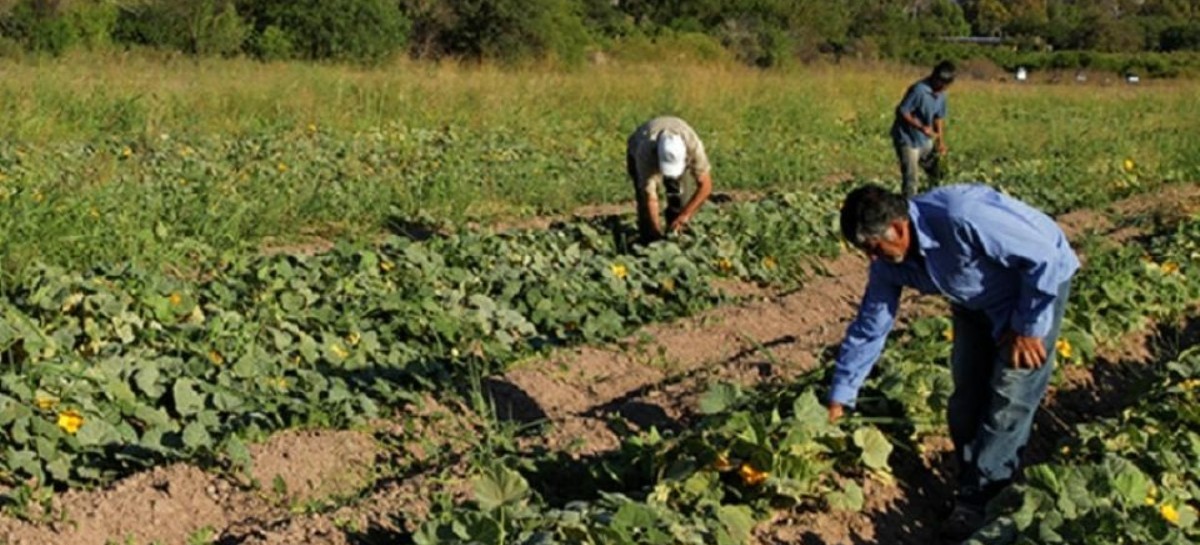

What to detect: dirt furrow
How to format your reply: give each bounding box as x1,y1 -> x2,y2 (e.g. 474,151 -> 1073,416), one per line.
2,185 -> 1198,545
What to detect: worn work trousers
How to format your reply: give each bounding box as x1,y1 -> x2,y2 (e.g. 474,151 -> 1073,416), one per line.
948,280 -> 1071,507
626,151 -> 684,241
895,140 -> 940,198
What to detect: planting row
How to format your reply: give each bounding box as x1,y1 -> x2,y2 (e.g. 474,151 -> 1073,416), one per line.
0,174 -> 1190,499
0,189 -> 840,492
969,344 -> 1200,544
0,119 -> 1193,277
404,205 -> 1200,543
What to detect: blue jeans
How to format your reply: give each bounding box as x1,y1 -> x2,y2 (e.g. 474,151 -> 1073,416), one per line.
948,280 -> 1071,506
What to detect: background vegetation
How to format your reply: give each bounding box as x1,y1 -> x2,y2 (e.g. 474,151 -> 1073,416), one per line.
0,4 -> 1198,542
0,57 -> 1196,278
1,0 -> 1200,74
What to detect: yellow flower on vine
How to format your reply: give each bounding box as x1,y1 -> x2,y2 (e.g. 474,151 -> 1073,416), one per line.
330,343 -> 349,359
1160,503 -> 1180,525
762,256 -> 778,270
738,463 -> 768,486
610,263 -> 628,279
943,328 -> 954,342
34,396 -> 57,410
712,453 -> 734,472
1055,338 -> 1073,360
717,258 -> 733,273
169,292 -> 183,306
346,331 -> 361,346
209,350 -> 224,366
1123,158 -> 1135,172
57,410 -> 84,434
1161,262 -> 1180,275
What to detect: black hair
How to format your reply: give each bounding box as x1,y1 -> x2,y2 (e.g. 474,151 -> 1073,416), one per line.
840,184 -> 909,247
932,60 -> 956,84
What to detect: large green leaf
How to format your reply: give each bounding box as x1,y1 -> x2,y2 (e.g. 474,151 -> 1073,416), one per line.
791,390 -> 832,435
75,418 -> 116,447
853,427 -> 892,472
473,464 -> 529,511
182,421 -> 212,449
133,361 -> 162,397
1105,456 -> 1149,506
173,378 -> 206,416
716,504 -> 755,544
825,480 -> 865,512
699,383 -> 740,415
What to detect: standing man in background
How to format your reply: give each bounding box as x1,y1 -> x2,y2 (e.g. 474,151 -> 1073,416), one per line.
626,116 -> 714,244
892,60 -> 955,197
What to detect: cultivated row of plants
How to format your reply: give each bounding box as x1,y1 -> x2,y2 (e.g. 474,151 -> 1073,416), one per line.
0,156 -> 1189,509
0,108 -> 1193,277
405,206 -> 1200,543
0,189 -> 841,494
414,378 -> 893,545
969,344 -> 1200,545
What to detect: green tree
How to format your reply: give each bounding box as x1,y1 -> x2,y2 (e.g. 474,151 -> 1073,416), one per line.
239,0 -> 408,63
113,0 -> 248,56
1004,0 -> 1049,37
1160,22 -> 1200,50
965,0 -> 1014,36
402,0 -> 589,64
1072,5 -> 1145,52
914,0 -> 971,38
0,0 -> 75,54
1139,0 -> 1198,19
65,0 -> 119,49
846,0 -> 918,57
1043,0 -> 1085,48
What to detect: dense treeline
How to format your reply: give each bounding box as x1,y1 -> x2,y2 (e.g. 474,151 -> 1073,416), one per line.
1,0 -> 1199,73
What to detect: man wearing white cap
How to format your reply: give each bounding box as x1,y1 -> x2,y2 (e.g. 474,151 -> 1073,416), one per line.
626,116 -> 714,243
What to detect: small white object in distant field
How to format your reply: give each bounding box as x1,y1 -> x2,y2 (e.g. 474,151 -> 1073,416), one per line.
1015,67 -> 1027,81
1126,74 -> 1140,84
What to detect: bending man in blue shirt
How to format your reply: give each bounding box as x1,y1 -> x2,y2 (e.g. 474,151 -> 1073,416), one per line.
827,183 -> 1079,541
892,61 -> 954,197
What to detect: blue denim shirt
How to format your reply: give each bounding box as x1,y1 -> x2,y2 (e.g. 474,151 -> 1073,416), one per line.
891,79 -> 947,148
829,185 -> 1080,406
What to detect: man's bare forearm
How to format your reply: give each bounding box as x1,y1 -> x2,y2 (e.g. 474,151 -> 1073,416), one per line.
675,173 -> 713,226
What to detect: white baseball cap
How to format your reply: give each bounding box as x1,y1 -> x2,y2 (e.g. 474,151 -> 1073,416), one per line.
657,132 -> 687,178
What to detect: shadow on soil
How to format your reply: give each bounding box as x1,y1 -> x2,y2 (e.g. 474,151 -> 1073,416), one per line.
324,316 -> 1197,545
804,316 -> 1200,545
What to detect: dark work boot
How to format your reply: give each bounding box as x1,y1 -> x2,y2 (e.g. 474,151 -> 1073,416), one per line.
939,501 -> 985,543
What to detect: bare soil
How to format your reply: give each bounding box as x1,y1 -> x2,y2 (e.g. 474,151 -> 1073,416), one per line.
2,185 -> 1198,545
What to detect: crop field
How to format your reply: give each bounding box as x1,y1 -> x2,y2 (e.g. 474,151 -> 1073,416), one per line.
0,54 -> 1199,545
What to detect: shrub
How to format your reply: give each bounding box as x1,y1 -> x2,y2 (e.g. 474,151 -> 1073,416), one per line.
403,0 -> 589,65
113,0 -> 248,56
240,0 -> 409,64
252,24 -> 292,62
